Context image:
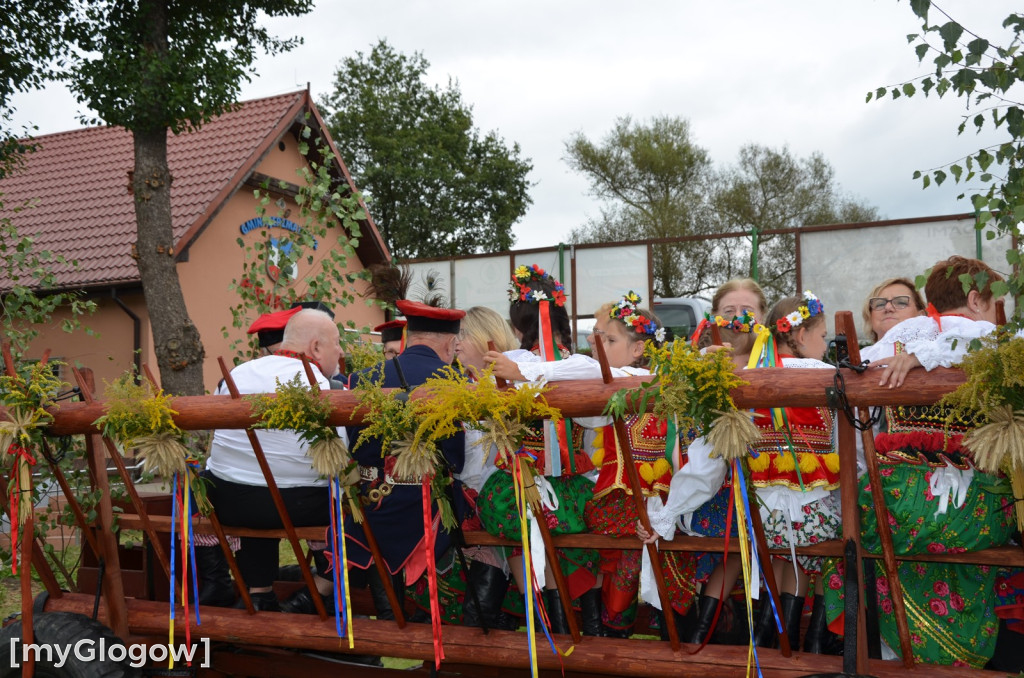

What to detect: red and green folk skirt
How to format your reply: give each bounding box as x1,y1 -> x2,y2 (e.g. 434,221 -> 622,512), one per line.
822,461 -> 1015,667
585,488 -> 696,629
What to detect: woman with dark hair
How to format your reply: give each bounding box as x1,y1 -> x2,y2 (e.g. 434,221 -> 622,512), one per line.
823,255 -> 1016,667
474,264 -> 599,636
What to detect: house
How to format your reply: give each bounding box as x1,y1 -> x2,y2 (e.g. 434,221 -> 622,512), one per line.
0,89 -> 389,392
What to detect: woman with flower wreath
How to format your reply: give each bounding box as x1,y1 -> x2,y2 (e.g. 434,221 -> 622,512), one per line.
638,278 -> 765,646
487,291 -> 698,637
474,264 -> 599,636
742,291 -> 842,651
822,256 -> 1017,668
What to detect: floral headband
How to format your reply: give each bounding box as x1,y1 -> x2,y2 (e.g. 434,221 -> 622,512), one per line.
610,291 -> 666,343
705,310 -> 765,334
775,290 -> 824,333
508,264 -> 566,307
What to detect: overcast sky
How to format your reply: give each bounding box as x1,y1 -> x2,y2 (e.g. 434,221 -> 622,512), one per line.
8,1 -> 1018,250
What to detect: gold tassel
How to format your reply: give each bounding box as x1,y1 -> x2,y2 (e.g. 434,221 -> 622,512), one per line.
1009,468 -> 1024,533
748,452 -> 771,473
652,457 -> 671,479
518,456 -> 541,511
133,432 -> 189,476
308,436 -> 351,478
823,452 -> 841,474
706,409 -> 762,460
639,462 -> 654,483
963,405 -> 1024,473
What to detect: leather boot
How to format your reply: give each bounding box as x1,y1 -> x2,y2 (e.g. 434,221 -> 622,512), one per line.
462,561 -> 512,630
755,593 -> 803,649
195,545 -> 235,607
368,567 -> 405,621
782,593 -> 804,651
577,588 -> 603,636
687,594 -> 720,645
803,594 -> 842,655
753,596 -> 779,648
541,589 -> 570,635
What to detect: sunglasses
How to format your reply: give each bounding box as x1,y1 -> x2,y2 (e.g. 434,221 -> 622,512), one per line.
868,295 -> 911,312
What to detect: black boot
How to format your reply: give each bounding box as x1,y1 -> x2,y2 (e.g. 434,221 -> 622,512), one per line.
577,588 -> 603,636
782,593 -> 804,651
541,589 -> 570,635
368,568 -> 405,621
753,596 -> 779,648
755,593 -> 803,649
803,594 -> 842,655
195,545 -> 235,607
687,594 -> 720,645
462,561 -> 512,630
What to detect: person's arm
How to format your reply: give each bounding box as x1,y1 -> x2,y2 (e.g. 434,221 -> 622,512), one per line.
643,436 -> 727,541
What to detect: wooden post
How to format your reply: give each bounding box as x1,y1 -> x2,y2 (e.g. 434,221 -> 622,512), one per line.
139,364 -> 255,613
591,335 -> 681,651
216,358 -> 328,620
701,324 -> 791,655
836,311 -> 914,668
71,367 -> 172,581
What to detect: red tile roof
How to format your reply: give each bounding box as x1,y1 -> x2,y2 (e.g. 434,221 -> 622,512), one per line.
0,90 -> 388,289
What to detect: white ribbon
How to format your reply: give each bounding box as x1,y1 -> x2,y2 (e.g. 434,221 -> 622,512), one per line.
526,504 -> 547,589
640,547 -> 661,610
929,461 -> 973,518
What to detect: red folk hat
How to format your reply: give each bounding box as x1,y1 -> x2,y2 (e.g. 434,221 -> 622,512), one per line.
246,306 -> 303,348
395,300 -> 465,334
374,319 -> 407,344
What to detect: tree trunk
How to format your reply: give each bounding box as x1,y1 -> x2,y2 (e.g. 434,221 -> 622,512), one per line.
131,0 -> 205,396
132,128 -> 205,395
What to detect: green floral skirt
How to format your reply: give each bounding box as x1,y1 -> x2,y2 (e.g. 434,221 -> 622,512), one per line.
822,463 -> 1014,667
478,471 -> 599,599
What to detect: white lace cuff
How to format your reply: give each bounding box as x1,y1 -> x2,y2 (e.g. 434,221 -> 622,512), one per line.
647,496 -> 677,541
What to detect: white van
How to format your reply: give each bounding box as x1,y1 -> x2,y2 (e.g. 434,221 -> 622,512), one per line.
652,297 -> 711,344
576,297 -> 710,349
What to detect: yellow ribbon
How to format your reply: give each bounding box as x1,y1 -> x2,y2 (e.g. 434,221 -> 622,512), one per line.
512,464 -> 539,678
732,471 -> 755,677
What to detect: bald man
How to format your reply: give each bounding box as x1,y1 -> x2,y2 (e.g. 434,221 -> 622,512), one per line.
206,309 -> 345,612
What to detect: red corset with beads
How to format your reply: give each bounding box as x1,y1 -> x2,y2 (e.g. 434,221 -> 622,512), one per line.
748,403 -> 839,491
591,413 -> 673,499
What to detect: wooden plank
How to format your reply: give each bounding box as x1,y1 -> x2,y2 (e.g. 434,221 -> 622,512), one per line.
43,367 -> 969,436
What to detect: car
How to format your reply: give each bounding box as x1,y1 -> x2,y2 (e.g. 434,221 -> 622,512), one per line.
652,296 -> 711,344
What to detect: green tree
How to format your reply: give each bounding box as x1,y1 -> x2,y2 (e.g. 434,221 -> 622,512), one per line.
565,116 -> 714,297
873,1 -> 1024,319
319,39 -> 533,260
53,0 -> 314,395
710,144 -> 880,299
0,1 -> 96,357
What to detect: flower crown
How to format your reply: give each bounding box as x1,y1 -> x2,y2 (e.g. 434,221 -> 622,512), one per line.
775,290 -> 824,334
705,310 -> 765,334
508,264 -> 566,307
610,291 -> 666,343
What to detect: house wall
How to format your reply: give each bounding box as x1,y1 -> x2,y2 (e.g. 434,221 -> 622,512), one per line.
175,131 -> 381,392
25,293 -> 145,394
25,131 -> 382,395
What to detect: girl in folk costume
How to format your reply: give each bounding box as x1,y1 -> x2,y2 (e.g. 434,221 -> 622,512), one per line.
747,291 -> 841,651
640,278 -> 765,646
475,264 -> 599,635
488,292 -> 692,637
823,256 -> 1017,667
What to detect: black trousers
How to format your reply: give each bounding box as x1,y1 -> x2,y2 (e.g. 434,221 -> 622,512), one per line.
205,471 -> 330,588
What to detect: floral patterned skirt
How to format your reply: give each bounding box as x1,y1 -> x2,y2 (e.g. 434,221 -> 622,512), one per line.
759,492 -> 841,575
478,470 -> 599,599
822,463 -> 1015,667
689,483 -> 738,582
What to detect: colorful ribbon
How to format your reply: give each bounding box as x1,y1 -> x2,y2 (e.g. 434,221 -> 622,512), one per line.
422,475 -> 444,668
7,444 -> 35,575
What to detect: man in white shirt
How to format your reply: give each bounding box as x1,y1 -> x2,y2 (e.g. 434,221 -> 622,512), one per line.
206,308 -> 345,611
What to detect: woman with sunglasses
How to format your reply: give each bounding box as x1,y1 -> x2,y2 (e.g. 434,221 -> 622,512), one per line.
861,277 -> 926,343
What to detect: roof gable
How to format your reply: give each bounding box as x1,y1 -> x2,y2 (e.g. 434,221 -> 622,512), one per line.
0,90 -> 388,289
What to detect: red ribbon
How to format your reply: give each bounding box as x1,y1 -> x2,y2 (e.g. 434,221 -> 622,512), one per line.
422,475 -> 444,668
926,302 -> 943,331
7,444 -> 36,575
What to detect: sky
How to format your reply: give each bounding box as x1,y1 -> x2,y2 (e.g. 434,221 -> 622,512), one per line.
8,0 -> 1019,250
